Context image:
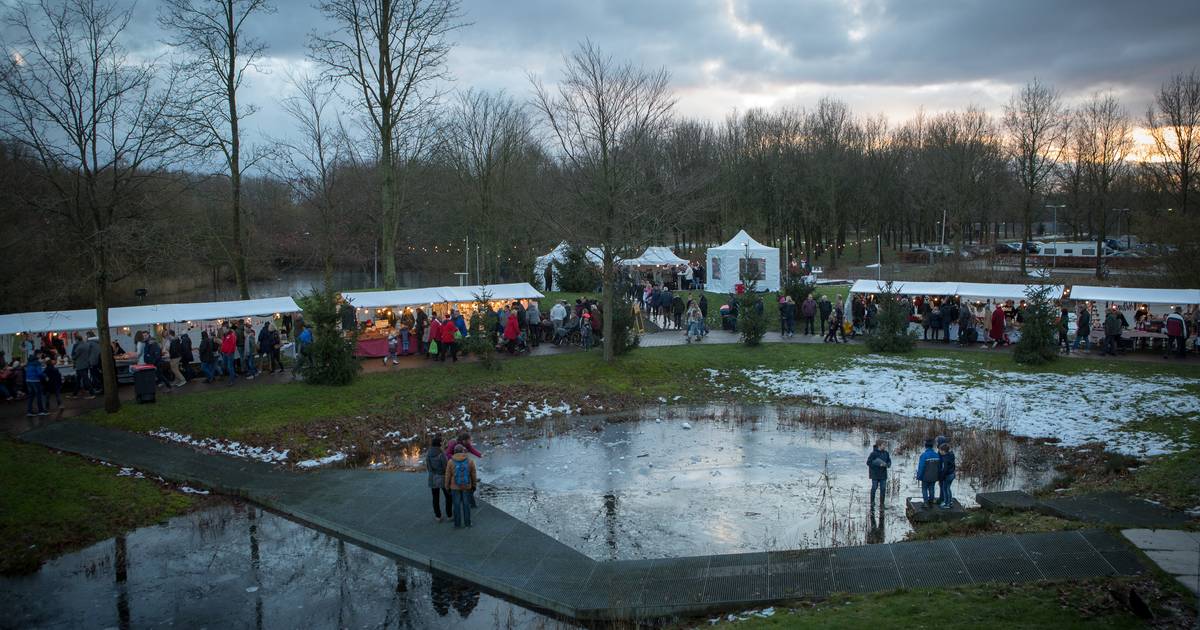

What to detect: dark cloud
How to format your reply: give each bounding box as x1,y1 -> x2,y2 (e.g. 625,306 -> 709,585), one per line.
104,0 -> 1200,141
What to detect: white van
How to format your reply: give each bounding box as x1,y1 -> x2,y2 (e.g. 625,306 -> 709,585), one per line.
1036,241 -> 1114,258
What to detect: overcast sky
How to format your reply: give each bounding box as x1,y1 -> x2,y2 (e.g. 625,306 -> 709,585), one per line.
120,0 -> 1200,148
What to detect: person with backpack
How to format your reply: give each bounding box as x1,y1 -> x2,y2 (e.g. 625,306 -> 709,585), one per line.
938,441 -> 957,509
445,432 -> 482,508
144,334 -> 172,389
916,439 -> 941,508
867,440 -> 891,507
426,436 -> 453,522
444,444 -> 478,528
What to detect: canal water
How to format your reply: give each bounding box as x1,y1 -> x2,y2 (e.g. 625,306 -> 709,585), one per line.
0,502 -> 569,629
477,405 -> 1050,560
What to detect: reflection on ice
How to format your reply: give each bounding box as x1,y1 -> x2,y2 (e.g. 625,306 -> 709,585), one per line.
478,405 -> 1050,560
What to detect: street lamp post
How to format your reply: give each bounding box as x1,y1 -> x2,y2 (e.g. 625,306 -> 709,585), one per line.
1044,204 -> 1066,269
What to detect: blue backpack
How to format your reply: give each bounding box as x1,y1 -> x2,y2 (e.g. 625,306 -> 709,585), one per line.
453,458 -> 471,487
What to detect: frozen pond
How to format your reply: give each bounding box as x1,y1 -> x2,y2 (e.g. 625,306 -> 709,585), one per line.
477,406 -> 1050,560
0,502 -> 567,629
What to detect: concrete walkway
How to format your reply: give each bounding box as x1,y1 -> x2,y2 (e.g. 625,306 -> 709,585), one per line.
21,421 -> 1147,621
1122,529 -> 1200,595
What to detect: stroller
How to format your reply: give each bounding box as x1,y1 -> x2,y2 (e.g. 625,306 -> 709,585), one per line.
553,319 -> 582,346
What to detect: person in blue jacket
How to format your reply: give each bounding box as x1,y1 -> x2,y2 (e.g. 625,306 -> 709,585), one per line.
24,355 -> 46,417
915,439 -> 941,507
938,442 -> 957,509
867,440 -> 891,507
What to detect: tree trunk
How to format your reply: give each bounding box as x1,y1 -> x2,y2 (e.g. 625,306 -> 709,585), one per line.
95,250 -> 120,413
601,249 -> 614,363
1019,195 -> 1032,274
227,21 -> 249,300
380,134 -> 398,289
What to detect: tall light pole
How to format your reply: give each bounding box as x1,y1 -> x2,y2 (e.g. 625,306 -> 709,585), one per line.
1044,204 -> 1066,269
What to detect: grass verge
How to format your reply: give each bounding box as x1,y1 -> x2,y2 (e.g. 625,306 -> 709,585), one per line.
0,437 -> 198,574
706,577 -> 1188,629
906,509 -> 1084,541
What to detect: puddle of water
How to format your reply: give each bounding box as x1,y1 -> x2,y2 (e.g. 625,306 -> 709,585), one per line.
477,405 -> 1050,560
0,502 -> 569,629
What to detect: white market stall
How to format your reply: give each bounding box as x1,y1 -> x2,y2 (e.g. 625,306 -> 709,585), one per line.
533,241 -> 605,291
1067,285 -> 1200,343
706,230 -> 781,293
341,282 -> 544,357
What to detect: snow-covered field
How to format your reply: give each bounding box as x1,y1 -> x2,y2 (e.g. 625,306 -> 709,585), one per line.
708,355 -> 1200,455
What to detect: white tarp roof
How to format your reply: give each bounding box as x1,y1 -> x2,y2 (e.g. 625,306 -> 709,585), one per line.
0,296 -> 301,335
1069,285 -> 1200,306
955,282 -> 1065,301
534,241 -> 605,268
620,246 -> 689,267
849,280 -> 960,297
709,229 -> 776,252
342,283 -> 544,309
849,280 -> 1066,300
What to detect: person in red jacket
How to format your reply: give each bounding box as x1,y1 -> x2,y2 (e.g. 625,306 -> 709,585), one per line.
438,313 -> 458,362
503,308 -> 521,354
219,327 -> 238,385
427,312 -> 441,360
988,304 -> 1007,349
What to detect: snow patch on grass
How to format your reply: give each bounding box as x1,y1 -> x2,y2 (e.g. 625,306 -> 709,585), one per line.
710,355 -> 1200,455
296,452 -> 347,469
150,429 -> 290,463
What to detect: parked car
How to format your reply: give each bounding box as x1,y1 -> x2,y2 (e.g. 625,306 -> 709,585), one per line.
994,242 -> 1021,254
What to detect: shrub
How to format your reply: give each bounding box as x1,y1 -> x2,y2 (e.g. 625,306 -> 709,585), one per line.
608,294 -> 641,356
296,287 -> 361,386
1013,283 -> 1058,365
554,244 -> 601,293
865,282 -> 917,353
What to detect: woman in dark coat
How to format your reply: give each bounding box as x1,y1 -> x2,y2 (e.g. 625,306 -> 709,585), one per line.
426,436 -> 452,522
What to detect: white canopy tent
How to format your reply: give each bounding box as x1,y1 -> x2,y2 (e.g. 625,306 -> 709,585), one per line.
533,241 -> 605,291
954,282 -> 1065,302
339,288 -> 447,310
848,280 -> 1066,302
705,230 -> 781,293
341,283 -> 544,312
848,280 -> 960,298
0,297 -> 301,336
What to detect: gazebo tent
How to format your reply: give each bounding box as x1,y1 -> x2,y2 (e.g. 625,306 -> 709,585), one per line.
533,242 -> 605,291
621,246 -> 688,268
705,230 -> 781,293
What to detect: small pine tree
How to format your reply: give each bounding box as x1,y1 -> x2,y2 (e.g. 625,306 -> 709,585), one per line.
1013,283 -> 1059,365
737,281 -> 767,346
554,245 -> 601,292
465,291 -> 500,370
296,288 -> 361,385
865,282 -> 917,353
782,277 -> 815,305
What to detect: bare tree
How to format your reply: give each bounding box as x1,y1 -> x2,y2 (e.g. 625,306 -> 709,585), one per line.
0,0 -> 185,412
275,73 -> 352,290
1075,92 -> 1133,277
444,88 -> 535,283
309,0 -> 464,289
1146,69 -> 1200,215
1003,79 -> 1070,273
160,0 -> 274,299
531,41 -> 676,362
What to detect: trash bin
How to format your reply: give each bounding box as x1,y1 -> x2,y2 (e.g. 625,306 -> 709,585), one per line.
132,364 -> 157,404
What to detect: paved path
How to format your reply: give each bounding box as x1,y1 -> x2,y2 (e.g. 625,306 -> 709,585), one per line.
978,490 -> 1193,529
1122,529 -> 1200,595
21,421 -> 1147,621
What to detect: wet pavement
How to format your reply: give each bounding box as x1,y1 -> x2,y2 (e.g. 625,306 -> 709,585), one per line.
0,502 -> 568,629
477,406 -> 1050,559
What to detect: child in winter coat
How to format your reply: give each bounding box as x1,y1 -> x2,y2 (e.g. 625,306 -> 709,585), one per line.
915,439 -> 941,507
444,445 -> 478,528
938,442 -> 957,509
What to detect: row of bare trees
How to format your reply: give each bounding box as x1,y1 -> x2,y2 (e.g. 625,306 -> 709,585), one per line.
2,0 -> 1199,389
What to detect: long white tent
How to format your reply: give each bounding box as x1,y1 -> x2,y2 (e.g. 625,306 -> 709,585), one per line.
0,296 -> 301,335
341,282 -> 544,310
1068,285 -> 1200,307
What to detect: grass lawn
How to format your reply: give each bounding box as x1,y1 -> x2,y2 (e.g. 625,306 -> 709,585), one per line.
0,437 -> 197,574
705,579 -> 1166,629
907,510 -> 1085,542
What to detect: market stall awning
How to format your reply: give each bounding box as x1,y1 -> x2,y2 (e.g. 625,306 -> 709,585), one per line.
0,296 -> 301,335
437,283 -> 545,303
848,279 -> 960,297
341,288 -> 446,309
954,282 -> 1064,301
1067,285 -> 1200,306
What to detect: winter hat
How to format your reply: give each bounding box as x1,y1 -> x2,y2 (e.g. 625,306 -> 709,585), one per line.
936,435 -> 949,447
